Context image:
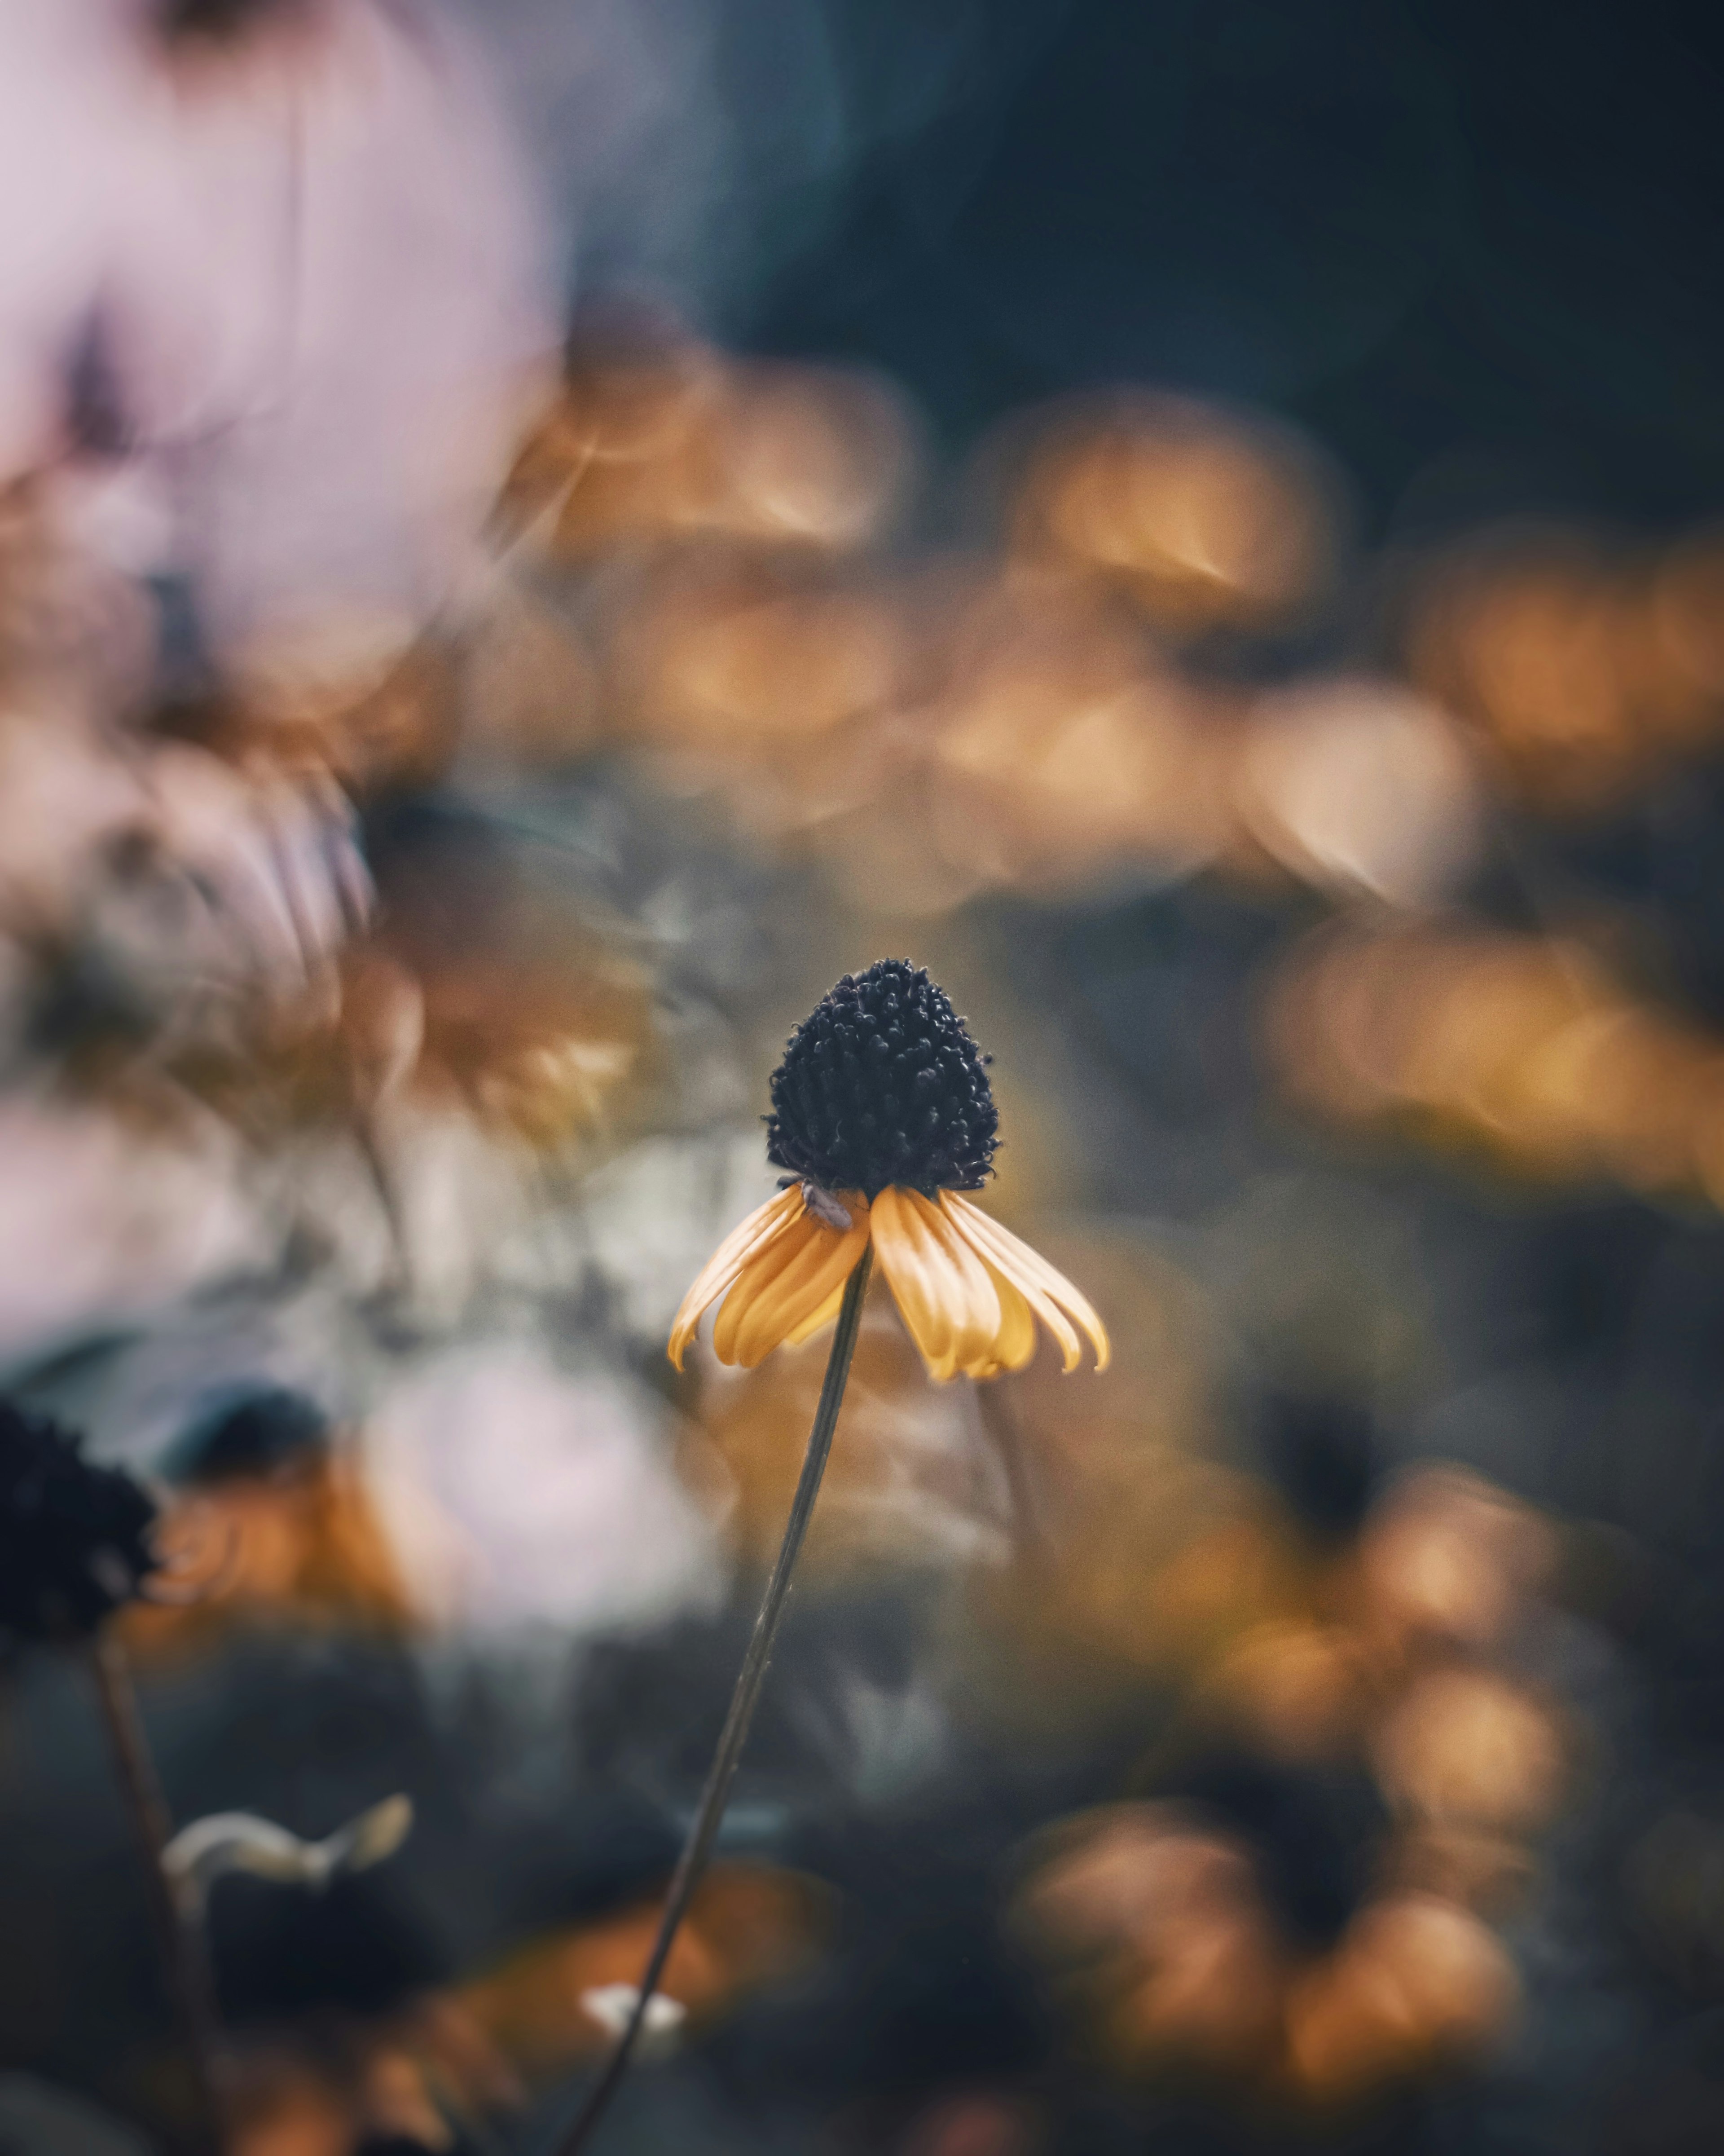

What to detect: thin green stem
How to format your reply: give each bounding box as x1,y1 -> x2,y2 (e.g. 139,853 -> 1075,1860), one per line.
88,1631 -> 226,2155
553,1243 -> 874,2156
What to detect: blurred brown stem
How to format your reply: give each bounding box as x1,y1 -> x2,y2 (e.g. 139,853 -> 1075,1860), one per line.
87,1630 -> 227,2155
554,1244 -> 875,2156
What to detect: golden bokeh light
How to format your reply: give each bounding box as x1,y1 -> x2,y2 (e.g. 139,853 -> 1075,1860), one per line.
1004,393 -> 1341,635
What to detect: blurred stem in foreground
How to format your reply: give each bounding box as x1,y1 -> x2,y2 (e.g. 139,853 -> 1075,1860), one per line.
554,1245 -> 875,2156
87,1631 -> 227,2155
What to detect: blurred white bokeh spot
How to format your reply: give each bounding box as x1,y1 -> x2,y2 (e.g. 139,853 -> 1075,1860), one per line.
365,1343 -> 725,1634
0,1093 -> 265,1362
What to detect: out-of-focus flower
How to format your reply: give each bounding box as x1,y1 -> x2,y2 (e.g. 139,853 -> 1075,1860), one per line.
1003,391 -> 1342,637
1231,678 -> 1485,909
1406,534 -> 1642,808
1351,1465 -> 1557,1653
360,833 -> 654,1158
503,328 -> 914,562
919,571 -> 1228,900
1200,1620 -> 1373,1765
608,548 -> 903,758
1280,1892 -> 1519,2104
95,742 -> 371,1007
1265,920 -> 1724,1208
1014,1797 -> 1521,2108
219,612 -> 460,794
0,713 -> 369,1093
0,1398 -> 160,1643
159,826 -> 657,1315
670,961 -> 1108,1381
123,1387 -> 418,1657
457,574 -> 601,772
1013,1803 -> 1286,2076
1403,524 -> 1724,810
1372,1666 -> 1566,1834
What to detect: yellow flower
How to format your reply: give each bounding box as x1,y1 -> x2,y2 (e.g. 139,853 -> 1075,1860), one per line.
669,960 -> 1108,1381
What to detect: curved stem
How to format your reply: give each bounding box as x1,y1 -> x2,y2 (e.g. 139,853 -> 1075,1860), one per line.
88,1631 -> 226,2154
553,1243 -> 874,2156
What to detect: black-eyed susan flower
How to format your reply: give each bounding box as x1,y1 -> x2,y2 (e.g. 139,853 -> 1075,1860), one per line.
670,958 -> 1108,1380
565,966 -> 1109,2156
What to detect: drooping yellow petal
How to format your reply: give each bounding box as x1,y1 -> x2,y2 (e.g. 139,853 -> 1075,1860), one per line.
714,1199 -> 871,1368
668,1186 -> 804,1370
871,1186 -> 1002,1381
712,1209 -> 820,1365
979,1263 -> 1039,1376
782,1283 -> 844,1349
940,1198 -> 1079,1370
941,1192 -> 1110,1372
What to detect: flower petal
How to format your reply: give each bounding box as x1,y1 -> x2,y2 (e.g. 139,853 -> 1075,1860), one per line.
715,1203 -> 871,1368
941,1194 -> 1110,1372
782,1283 -> 845,1349
872,1186 -> 1002,1381
712,1209 -> 821,1365
941,1198 -> 1079,1370
668,1186 -> 804,1370
980,1263 -> 1040,1376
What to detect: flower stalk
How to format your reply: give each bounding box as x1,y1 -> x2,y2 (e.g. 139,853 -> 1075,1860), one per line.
87,1631 -> 226,2155
554,1243 -> 875,2155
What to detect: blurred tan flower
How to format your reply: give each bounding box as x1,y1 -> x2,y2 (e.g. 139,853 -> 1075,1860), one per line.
507,331 -> 913,563
1372,1666 -> 1567,1835
1231,678 -> 1485,909
122,1435 -> 417,1662
1264,919 -> 1724,1210
1014,1804 -> 1519,2106
1200,1621 -> 1374,1765
220,611 -> 460,794
457,575 -> 602,772
1003,392 -> 1342,636
1403,525 -> 1724,810
608,549 -> 903,757
1351,1465 -> 1557,1653
1281,1893 -> 1519,2105
1013,1804 -> 1285,2077
920,570 -> 1228,898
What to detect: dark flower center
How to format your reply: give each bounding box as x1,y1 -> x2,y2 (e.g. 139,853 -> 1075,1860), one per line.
764,959 -> 999,1199
0,1400 -> 159,1644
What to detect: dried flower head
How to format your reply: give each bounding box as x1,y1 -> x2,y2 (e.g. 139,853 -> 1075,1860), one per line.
765,958 -> 998,1198
0,1398 -> 160,1641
